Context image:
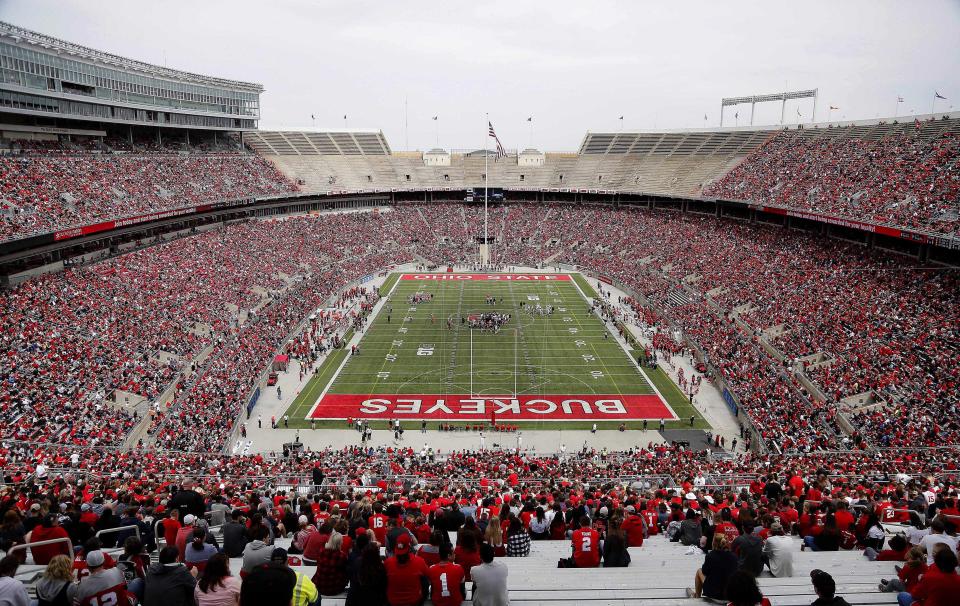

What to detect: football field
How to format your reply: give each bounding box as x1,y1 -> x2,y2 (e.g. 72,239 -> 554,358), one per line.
285,273 -> 707,430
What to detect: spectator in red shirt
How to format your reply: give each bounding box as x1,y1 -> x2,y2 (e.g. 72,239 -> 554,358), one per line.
161,510 -> 181,550
867,534 -> 911,562
715,509 -> 740,543
453,532 -> 481,581
384,534 -> 429,606
568,517 -> 600,568
302,522 -> 332,564
312,532 -> 348,596
175,514 -> 198,563
368,503 -> 389,546
834,501 -> 855,533
622,506 -> 647,547
776,499 -> 799,533
28,515 -> 71,565
417,530 -> 446,567
898,547 -> 960,606
427,543 -> 465,606
879,546 -> 927,594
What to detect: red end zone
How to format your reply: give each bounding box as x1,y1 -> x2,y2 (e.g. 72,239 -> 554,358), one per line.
306,394 -> 676,421
400,273 -> 571,281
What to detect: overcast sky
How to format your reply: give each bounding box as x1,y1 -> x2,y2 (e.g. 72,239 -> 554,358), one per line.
2,0 -> 958,151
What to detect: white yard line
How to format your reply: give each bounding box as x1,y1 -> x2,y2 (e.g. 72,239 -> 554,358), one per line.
568,274 -> 679,420
304,273 -> 406,419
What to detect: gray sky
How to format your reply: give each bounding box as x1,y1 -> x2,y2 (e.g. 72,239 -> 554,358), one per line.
2,0 -> 958,151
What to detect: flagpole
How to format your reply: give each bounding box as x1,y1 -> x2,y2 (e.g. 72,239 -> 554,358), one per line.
484,113 -> 489,263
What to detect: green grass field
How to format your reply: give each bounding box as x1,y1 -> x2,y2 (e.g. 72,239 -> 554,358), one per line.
284,273 -> 707,430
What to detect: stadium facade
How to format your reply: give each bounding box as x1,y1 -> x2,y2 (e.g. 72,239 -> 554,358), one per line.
0,20 -> 262,132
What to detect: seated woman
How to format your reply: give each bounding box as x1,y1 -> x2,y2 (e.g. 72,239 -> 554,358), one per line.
529,507 -> 551,540
184,528 -> 219,573
802,513 -> 841,552
686,534 -> 738,601
454,531 -> 482,581
417,530 -> 446,567
506,517 -> 530,557
601,524 -> 631,568
548,506 -> 567,541
878,546 -> 926,594
483,518 -> 506,557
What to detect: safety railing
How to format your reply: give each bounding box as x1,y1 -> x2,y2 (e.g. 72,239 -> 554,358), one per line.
8,536 -> 74,563
95,524 -> 141,543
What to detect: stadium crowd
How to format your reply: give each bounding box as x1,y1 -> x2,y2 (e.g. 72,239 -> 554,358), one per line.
2,201 -> 957,456
1,441 -> 959,604
704,124 -> 960,236
0,135 -> 959,602
1,211 -> 414,451
0,145 -> 297,242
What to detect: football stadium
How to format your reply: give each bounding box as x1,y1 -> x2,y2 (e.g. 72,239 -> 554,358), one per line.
0,1 -> 958,605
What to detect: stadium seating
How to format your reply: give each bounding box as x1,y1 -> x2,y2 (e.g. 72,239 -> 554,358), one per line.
0,147 -> 297,242
704,118 -> 960,236
4,453 -> 953,605
2,202 -> 957,454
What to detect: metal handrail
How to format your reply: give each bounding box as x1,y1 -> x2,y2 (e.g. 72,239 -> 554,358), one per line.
95,524 -> 141,542
8,536 -> 74,562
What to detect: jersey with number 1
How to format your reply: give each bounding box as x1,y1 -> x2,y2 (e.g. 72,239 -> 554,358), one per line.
428,561 -> 465,606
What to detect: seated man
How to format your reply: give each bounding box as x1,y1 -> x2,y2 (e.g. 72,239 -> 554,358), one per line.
67,550 -> 131,606
565,517 -> 600,568
761,522 -> 794,577
471,544 -> 508,606
810,569 -> 852,606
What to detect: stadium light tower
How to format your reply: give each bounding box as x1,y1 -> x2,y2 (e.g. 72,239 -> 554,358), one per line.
720,88 -> 818,126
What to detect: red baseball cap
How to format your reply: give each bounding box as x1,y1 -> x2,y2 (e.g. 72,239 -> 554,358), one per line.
395,533 -> 411,554
355,527 -> 367,538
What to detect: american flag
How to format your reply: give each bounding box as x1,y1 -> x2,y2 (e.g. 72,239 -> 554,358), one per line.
488,121 -> 506,159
